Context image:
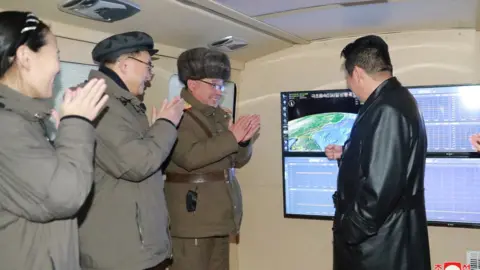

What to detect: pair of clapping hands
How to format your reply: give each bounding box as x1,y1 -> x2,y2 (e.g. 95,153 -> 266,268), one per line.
229,114 -> 261,143
51,78 -> 109,127
52,79 -> 186,129
151,98 -> 261,143
51,80 -> 261,146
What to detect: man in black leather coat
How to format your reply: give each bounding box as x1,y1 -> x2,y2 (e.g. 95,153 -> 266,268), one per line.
326,35 -> 431,270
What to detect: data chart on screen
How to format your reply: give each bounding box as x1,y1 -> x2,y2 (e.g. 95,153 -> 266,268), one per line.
284,156 -> 337,217
424,158 -> 480,225
409,86 -> 480,153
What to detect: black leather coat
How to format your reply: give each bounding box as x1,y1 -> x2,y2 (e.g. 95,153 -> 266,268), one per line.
333,77 -> 431,270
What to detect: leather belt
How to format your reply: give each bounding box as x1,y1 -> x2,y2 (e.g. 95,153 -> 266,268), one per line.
166,169 -> 234,184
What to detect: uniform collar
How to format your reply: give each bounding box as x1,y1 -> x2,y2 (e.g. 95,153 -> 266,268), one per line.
88,68 -> 145,111
0,83 -> 51,121
180,88 -> 217,116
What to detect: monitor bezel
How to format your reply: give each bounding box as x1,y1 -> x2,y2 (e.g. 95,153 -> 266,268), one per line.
281,84 -> 480,229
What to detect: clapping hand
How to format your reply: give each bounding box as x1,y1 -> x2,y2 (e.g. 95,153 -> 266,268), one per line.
151,96 -> 185,126
470,133 -> 480,152
228,114 -> 261,143
61,78 -> 109,121
240,115 -> 260,142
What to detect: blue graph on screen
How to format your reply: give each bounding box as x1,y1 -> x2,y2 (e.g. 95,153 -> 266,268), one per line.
424,158 -> 480,224
284,157 -> 337,216
409,86 -> 480,152
284,156 -> 480,225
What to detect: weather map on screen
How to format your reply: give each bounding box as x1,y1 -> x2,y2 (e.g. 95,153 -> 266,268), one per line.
281,90 -> 361,152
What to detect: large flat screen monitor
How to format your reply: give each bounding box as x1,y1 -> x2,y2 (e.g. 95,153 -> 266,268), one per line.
283,156 -> 480,228
283,156 -> 336,217
425,158 -> 480,228
408,85 -> 480,156
281,90 -> 361,153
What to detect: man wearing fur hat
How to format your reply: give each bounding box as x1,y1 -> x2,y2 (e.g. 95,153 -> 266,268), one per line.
165,47 -> 260,270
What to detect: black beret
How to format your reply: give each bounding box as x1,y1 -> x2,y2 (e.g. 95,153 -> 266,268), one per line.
92,31 -> 158,63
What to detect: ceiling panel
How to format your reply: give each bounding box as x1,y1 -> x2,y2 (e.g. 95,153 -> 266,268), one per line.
213,0 -> 373,17
0,0 -> 293,62
1,0 -> 478,64
257,0 -> 476,41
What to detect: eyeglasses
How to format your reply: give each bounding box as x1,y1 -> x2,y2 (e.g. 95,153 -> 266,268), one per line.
128,56 -> 154,74
199,80 -> 225,92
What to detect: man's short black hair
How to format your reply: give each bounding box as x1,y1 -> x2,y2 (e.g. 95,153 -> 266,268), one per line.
177,47 -> 231,85
340,35 -> 393,76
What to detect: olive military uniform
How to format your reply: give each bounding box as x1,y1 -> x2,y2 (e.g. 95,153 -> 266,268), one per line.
165,88 -> 253,270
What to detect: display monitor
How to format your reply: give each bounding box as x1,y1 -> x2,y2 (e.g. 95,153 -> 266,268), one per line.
280,90 -> 361,153
283,156 -> 337,218
425,158 -> 480,228
408,85 -> 480,155
283,156 -> 480,228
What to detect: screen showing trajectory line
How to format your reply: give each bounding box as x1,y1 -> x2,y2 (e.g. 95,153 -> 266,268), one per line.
408,85 -> 480,154
280,90 -> 361,153
283,156 -> 480,227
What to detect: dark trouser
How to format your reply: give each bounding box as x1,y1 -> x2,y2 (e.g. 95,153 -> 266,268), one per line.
170,236 -> 229,270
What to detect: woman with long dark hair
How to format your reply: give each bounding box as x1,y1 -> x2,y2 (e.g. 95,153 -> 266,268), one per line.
0,11 -> 108,269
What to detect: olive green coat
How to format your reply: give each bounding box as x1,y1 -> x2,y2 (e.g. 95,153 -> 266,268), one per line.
0,84 -> 96,270
165,88 -> 252,238
75,69 -> 177,270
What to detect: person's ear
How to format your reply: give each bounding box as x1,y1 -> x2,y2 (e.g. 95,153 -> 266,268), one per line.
352,66 -> 365,84
118,57 -> 129,75
187,79 -> 196,91
15,45 -> 32,71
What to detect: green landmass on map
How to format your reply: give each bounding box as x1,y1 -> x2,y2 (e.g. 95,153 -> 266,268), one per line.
288,113 -> 345,151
